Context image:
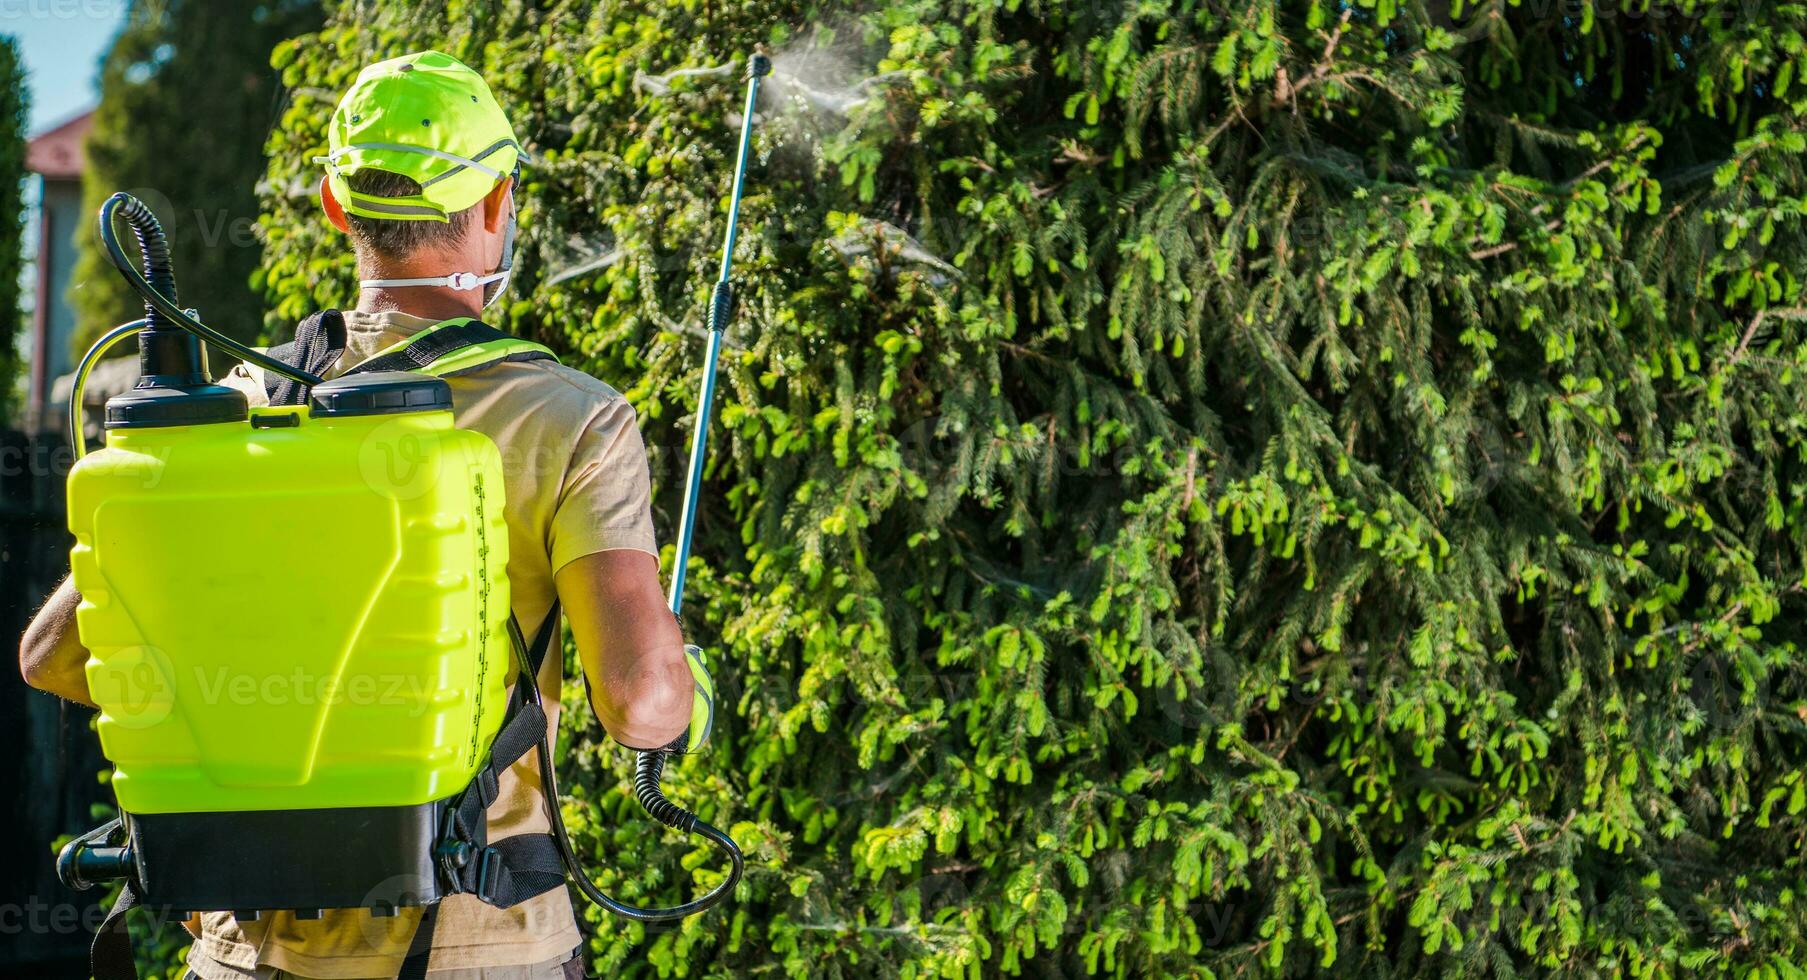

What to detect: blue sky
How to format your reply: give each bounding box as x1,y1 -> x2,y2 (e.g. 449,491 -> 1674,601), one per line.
5,0 -> 128,133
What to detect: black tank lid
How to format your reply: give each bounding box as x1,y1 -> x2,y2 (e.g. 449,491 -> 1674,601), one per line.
307,371 -> 452,418
106,383 -> 249,429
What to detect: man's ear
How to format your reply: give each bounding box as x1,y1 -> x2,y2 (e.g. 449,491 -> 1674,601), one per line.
319,175 -> 351,233
480,176 -> 513,234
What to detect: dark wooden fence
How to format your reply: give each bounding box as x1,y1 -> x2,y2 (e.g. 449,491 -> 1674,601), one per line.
0,428 -> 109,979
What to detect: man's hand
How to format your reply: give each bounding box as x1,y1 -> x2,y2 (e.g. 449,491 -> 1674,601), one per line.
555,550 -> 693,749
19,576 -> 96,707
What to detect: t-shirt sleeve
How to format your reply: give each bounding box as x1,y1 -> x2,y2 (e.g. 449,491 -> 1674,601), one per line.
550,396 -> 659,570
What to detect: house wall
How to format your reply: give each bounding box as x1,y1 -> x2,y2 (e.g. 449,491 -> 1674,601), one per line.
27,176 -> 85,435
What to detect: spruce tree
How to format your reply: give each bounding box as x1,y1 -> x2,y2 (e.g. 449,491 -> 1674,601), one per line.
239,0 -> 1807,975
0,38 -> 26,424
69,0 -> 321,358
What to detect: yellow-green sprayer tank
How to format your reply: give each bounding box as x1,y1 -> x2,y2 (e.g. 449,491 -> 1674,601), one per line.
67,394 -> 511,816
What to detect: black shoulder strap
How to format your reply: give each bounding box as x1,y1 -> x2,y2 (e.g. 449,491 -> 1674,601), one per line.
265,309 -> 347,407
263,312 -> 556,406
429,604 -> 567,911
348,319 -> 555,378
395,904 -> 438,980
89,878 -> 139,980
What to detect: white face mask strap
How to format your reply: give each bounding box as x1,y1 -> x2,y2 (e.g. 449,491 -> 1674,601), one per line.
359,270 -> 509,291
479,268 -> 512,311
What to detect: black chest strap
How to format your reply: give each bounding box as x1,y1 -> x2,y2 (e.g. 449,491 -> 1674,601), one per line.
430,605 -> 566,910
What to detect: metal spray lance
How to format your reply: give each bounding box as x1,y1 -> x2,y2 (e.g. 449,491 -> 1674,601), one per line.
668,52 -> 770,614
536,52 -> 771,924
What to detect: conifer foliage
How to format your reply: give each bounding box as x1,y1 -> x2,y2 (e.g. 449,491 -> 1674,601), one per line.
0,38 -> 26,425
251,1 -> 1807,975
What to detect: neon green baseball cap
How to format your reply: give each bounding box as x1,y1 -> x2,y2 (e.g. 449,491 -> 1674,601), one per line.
317,50 -> 522,223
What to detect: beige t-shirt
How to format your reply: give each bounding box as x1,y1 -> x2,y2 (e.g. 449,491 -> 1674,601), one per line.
185,310 -> 657,979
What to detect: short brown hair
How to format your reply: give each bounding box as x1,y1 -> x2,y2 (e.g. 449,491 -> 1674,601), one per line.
343,169 -> 478,257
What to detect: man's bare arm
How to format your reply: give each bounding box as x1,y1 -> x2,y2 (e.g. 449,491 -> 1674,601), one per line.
19,576 -> 95,707
554,550 -> 693,749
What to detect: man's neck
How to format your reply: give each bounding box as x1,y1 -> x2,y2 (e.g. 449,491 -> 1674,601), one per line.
354,285 -> 483,322
354,248 -> 488,321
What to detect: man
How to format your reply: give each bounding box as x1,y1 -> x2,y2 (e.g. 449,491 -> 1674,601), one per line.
19,51 -> 701,979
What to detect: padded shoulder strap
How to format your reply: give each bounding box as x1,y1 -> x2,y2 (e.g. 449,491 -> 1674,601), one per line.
429,605 -> 568,912
263,313 -> 557,403
348,317 -> 558,379
265,309 -> 348,407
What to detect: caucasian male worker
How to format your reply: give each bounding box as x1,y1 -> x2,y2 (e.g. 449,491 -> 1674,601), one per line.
20,50 -> 706,980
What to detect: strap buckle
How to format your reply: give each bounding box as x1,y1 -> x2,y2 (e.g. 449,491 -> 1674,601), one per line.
447,272 -> 480,290
433,809 -> 471,891
475,765 -> 501,808
473,846 -> 504,904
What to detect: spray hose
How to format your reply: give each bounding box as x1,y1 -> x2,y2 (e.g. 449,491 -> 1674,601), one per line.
546,741 -> 745,921
108,194 -> 178,329
633,752 -> 694,830
67,320 -> 144,459
506,618 -> 743,921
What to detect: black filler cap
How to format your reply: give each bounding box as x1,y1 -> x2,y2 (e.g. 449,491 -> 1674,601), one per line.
107,383 -> 248,430
308,371 -> 451,418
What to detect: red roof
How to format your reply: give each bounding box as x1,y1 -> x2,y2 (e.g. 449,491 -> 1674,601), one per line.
27,109 -> 94,179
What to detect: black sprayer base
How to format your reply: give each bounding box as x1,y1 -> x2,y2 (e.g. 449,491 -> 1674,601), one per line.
124,801 -> 454,913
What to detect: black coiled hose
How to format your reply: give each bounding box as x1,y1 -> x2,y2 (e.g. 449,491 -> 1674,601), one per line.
99,193 -> 325,387
109,195 -> 178,332
508,620 -> 743,922
634,751 -> 695,832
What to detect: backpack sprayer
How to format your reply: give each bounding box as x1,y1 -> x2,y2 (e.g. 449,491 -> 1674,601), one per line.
56,51 -> 770,980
